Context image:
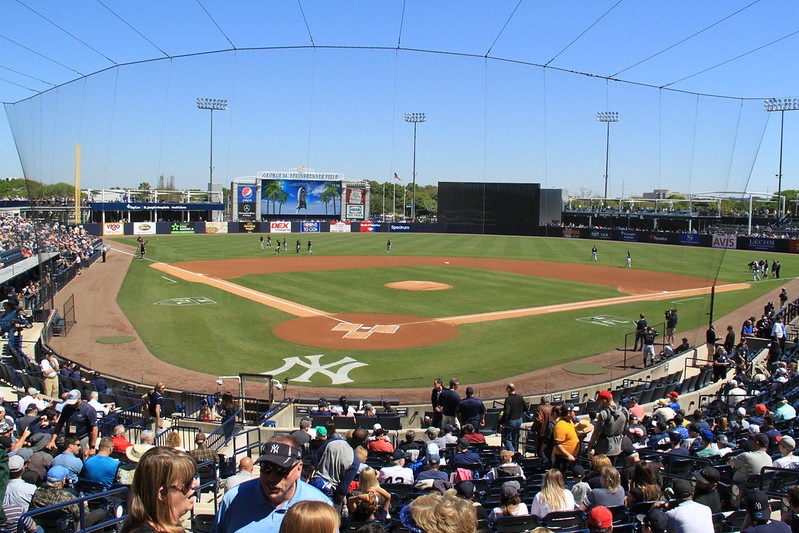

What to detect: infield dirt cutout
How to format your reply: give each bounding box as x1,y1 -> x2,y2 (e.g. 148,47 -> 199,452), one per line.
386,280 -> 452,291
152,256 -> 748,351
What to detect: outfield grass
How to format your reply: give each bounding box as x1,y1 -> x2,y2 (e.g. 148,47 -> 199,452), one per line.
113,233 -> 797,388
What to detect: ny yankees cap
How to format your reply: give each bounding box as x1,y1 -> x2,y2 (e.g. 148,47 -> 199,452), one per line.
255,441 -> 303,468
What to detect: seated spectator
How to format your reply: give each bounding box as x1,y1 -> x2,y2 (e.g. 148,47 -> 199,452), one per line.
450,438 -> 482,470
581,466 -> 625,510
775,398 -> 797,422
694,429 -> 719,458
165,431 -> 185,451
652,399 -> 676,424
454,480 -> 488,520
22,450 -> 52,485
86,391 -> 113,418
693,467 -> 722,513
489,449 -> 525,480
17,388 -> 47,415
4,455 -> 35,510
585,455 -> 612,489
529,469 -> 576,518
626,461 -> 661,505
51,435 -> 83,485
381,401 -> 397,414
30,466 -> 106,527
223,457 -> 254,493
331,395 -> 355,417
743,489 -> 790,533
647,421 -> 671,450
347,467 -> 391,523
773,436 -> 799,469
571,465 -> 591,507
403,491 -> 477,533
367,425 -> 394,454
415,455 -> 449,488
290,418 -> 313,448
461,424 -> 485,445
111,425 -> 134,453
730,433 -> 772,484
15,406 -> 39,437
189,432 -> 218,464
488,480 -> 528,522
398,429 -> 425,460
377,449 -> 414,485
89,372 -> 111,394
81,437 -> 120,489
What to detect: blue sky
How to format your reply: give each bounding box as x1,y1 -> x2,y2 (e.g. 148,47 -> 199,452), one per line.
1,1 -> 798,198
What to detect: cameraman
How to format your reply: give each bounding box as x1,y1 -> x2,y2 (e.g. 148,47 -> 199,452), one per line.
665,309 -> 678,345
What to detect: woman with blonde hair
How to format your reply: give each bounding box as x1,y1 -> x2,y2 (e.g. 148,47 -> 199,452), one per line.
580,466 -> 625,509
164,431 -> 184,451
279,501 -> 339,533
403,491 -> 477,533
529,469 -> 576,518
121,447 -> 198,533
585,454 -> 612,489
348,466 -> 391,522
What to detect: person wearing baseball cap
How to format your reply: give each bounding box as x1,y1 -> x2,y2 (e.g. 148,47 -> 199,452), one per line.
743,489 -> 788,533
377,449 -> 414,485
693,466 -> 722,513
774,436 -> 799,469
652,478 -> 713,533
46,389 -> 97,455
588,390 -> 629,460
214,435 -> 331,533
553,403 -> 580,471
587,505 -> 613,533
666,391 -> 680,411
730,432 -> 773,484
774,397 -> 797,423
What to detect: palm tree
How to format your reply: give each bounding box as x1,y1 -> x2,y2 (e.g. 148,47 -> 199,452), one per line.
324,182 -> 341,215
275,189 -> 288,214
263,181 -> 284,215
319,189 -> 332,215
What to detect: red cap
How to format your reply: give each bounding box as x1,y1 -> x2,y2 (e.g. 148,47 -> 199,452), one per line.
588,506 -> 613,529
755,404 -> 768,414
668,391 -> 679,399
597,390 -> 613,401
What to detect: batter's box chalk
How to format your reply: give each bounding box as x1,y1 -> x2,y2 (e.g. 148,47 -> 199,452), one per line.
343,330 -> 374,339
372,325 -> 399,334
332,322 -> 362,332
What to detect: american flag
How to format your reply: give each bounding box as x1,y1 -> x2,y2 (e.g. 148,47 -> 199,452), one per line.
394,173 -> 402,182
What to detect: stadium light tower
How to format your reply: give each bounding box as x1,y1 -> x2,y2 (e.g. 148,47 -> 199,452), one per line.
596,111 -> 620,201
764,98 -> 799,219
197,98 -> 228,200
405,112 -> 426,221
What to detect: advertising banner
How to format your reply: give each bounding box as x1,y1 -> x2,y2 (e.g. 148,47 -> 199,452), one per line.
563,228 -> 581,239
645,232 -> 676,245
679,233 -> 703,246
205,222 -> 228,234
789,240 -> 799,254
346,188 -> 365,205
238,221 -> 258,233
711,234 -> 737,249
300,222 -> 321,233
269,221 -> 292,233
260,179 -> 341,216
346,204 -> 365,219
359,222 -> 380,232
238,185 -> 256,203
103,222 -> 124,236
330,221 -> 351,233
748,238 -> 776,252
133,222 -> 156,235
170,223 -> 195,234
390,223 -> 412,233
588,229 -> 611,240
618,230 -> 639,242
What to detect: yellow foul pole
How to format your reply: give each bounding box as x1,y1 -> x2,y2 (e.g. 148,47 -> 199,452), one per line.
74,143 -> 81,225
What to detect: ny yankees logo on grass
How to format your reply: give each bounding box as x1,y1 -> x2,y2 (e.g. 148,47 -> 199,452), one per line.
262,354 -> 368,384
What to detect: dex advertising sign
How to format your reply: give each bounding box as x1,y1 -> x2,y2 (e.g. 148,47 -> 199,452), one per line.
270,221 -> 291,233
712,235 -> 737,249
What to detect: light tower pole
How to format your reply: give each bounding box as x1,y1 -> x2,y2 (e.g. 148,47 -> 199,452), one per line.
596,111 -> 620,201
404,112 -> 426,221
764,98 -> 799,219
197,98 -> 228,201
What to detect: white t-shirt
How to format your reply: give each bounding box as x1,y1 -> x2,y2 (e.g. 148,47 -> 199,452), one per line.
774,455 -> 799,469
489,502 -> 529,523
529,489 -> 575,518
377,465 -> 414,485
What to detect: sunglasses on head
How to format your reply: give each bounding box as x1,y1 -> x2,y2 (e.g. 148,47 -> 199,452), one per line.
260,461 -> 298,477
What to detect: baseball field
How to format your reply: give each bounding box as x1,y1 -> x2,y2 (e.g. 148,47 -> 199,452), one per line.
105,232 -> 796,393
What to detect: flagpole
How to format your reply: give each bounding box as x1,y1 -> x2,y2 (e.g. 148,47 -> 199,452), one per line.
393,182 -> 396,220
382,187 -> 385,221
403,188 -> 406,220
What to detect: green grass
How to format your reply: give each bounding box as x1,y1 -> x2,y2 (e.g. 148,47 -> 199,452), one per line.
113,233 -> 797,388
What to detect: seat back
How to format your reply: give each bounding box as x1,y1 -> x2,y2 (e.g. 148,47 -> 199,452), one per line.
542,510 -> 587,531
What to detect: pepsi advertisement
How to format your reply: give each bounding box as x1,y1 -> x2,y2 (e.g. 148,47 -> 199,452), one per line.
238,185 -> 256,219
260,179 -> 341,216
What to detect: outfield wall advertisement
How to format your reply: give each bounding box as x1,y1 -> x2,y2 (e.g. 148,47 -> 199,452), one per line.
301,222 -> 321,233
330,222 -> 351,233
712,235 -> 737,249
260,179 -> 341,217
269,221 -> 291,233
133,222 -> 156,235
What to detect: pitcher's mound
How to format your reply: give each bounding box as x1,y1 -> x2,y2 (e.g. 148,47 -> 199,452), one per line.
273,313 -> 459,350
386,281 -> 452,291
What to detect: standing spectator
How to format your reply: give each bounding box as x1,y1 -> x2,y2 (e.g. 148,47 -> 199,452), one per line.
214,435 -> 330,533
780,288 -> 789,308
224,457 -> 254,493
308,428 -> 367,505
431,379 -> 444,429
437,379 -> 461,429
456,387 -> 486,429
706,324 -> 719,363
532,396 -> 555,458
39,352 -> 60,399
142,382 -> 166,431
634,314 -> 647,351
552,403 -> 580,472
498,383 -> 526,452
772,317 -> 787,354
588,390 -> 628,461
47,389 -> 97,455
724,325 -> 736,355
